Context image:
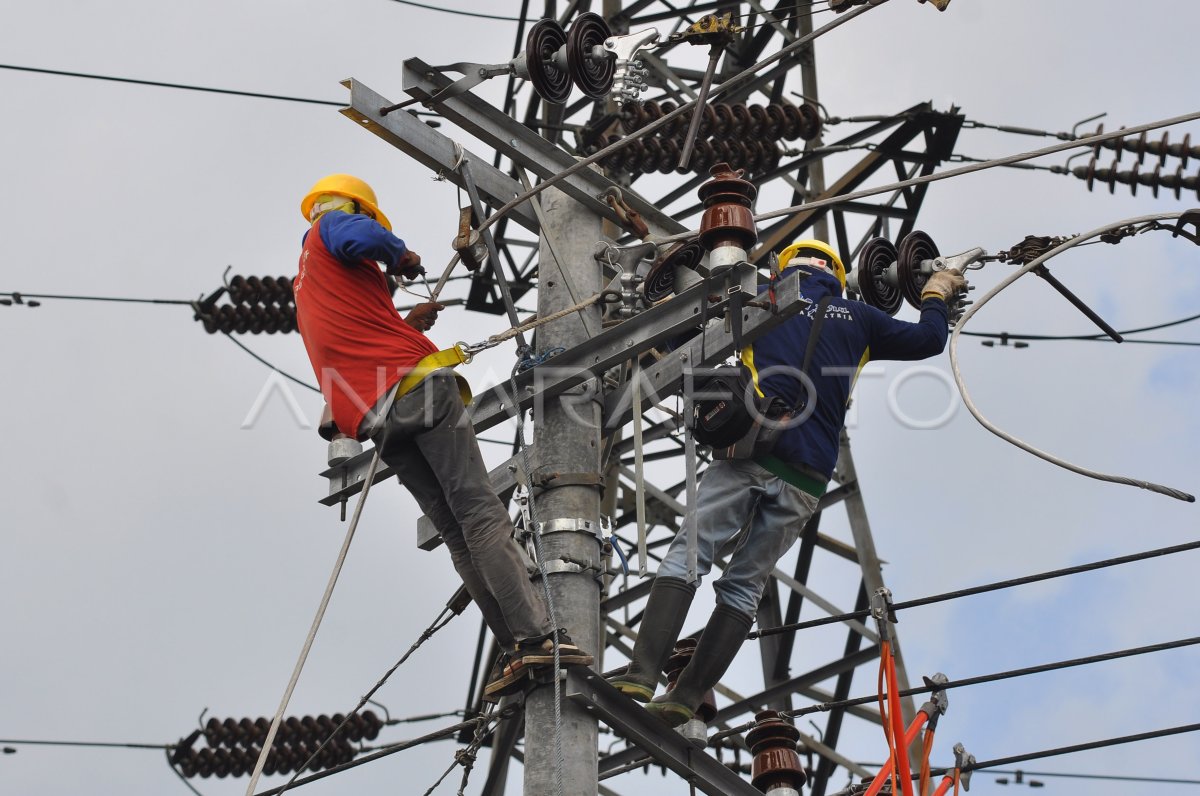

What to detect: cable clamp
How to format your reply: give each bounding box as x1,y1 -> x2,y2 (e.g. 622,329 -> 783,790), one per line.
869,587 -> 896,639
952,742 -> 976,791
536,517 -> 602,540
919,672 -> 950,730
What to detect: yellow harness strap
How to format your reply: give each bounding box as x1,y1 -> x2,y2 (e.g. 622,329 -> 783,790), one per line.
393,345 -> 474,405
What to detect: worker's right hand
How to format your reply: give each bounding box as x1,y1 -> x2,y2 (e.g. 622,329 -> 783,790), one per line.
921,268 -> 968,303
405,301 -> 444,332
390,250 -> 425,280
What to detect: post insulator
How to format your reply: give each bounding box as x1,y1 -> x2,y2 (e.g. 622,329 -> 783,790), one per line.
698,162 -> 759,251
747,710 -> 808,793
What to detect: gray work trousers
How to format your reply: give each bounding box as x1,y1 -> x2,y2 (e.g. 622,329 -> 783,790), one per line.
370,370 -> 552,646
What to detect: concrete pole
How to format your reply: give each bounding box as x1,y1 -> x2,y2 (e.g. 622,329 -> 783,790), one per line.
524,182 -> 604,796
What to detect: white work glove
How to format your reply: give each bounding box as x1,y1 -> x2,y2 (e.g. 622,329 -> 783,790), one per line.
921,268 -> 968,303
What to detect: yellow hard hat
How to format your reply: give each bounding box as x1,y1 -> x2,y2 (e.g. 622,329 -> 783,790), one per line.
778,239 -> 845,289
300,174 -> 392,231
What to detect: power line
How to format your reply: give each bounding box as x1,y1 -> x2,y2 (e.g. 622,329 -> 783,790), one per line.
221,332 -> 321,394
960,723 -> 1200,775
386,0 -> 528,22
856,763 -> 1200,787
750,539 -> 1200,639
0,63 -> 349,106
962,309 -> 1200,345
0,738 -> 171,750
709,634 -> 1200,743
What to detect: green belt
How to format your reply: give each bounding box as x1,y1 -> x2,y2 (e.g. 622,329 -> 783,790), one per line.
755,455 -> 828,498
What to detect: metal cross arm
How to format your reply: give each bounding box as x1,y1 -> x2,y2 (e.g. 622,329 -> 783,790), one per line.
400,58 -> 686,239
565,669 -> 764,796
602,269 -> 809,428
465,269 -> 750,434
341,78 -> 539,235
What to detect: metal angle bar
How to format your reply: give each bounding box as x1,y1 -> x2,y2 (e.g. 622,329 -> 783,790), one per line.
602,270 -> 809,428
340,78 -> 538,234
811,581 -> 871,796
460,158 -> 528,346
467,269 -> 750,434
565,669 -> 763,796
401,58 -> 687,238
713,644 -> 881,723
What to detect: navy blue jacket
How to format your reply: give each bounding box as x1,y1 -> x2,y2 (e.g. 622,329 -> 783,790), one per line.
745,265 -> 949,480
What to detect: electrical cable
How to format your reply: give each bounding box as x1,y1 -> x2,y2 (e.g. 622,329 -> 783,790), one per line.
950,211 -> 1195,503
955,723 -> 1200,776
960,767 -> 1200,786
165,749 -> 206,796
759,635 -> 1199,734
0,290 -> 193,305
221,332 -> 321,394
0,738 -> 171,750
750,538 -> 1200,639
273,591 -> 463,794
0,63 -> 376,109
386,0 -> 528,22
961,309 -> 1200,343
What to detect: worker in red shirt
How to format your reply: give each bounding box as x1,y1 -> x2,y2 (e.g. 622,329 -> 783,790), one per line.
294,174 -> 590,696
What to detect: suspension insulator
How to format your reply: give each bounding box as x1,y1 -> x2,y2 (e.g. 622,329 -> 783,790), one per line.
764,103 -> 787,139
855,237 -> 904,316
196,747 -> 216,778
657,138 -> 683,174
712,103 -> 735,138
567,12 -> 614,99
699,162 -> 759,251
748,104 -> 770,138
657,101 -> 680,137
619,104 -> 646,134
896,230 -> 940,309
525,19 -> 572,104
697,104 -> 720,138
798,101 -> 822,140
729,103 -> 752,137
746,710 -> 807,793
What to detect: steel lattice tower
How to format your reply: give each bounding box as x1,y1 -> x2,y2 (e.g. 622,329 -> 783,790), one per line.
323,2 -> 966,793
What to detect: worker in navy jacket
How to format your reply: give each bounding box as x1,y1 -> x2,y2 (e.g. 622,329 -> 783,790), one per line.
611,239 -> 966,726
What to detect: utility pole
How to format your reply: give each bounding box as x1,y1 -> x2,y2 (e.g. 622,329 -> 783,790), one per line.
524,182 -> 604,796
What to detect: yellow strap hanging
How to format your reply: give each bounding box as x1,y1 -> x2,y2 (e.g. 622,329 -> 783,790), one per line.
393,344 -> 474,404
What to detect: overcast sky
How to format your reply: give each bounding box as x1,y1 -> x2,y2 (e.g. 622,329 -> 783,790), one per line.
2,2 -> 1198,795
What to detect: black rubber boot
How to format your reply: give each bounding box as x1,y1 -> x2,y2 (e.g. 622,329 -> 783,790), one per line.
646,604 -> 753,727
609,577 -> 696,702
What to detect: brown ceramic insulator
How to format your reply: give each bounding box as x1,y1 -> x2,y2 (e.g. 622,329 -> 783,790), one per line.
764,103 -> 787,139
713,103 -> 736,137
747,710 -> 807,792
644,239 -> 705,302
662,637 -> 697,683
748,104 -> 769,138
730,103 -> 753,137
690,139 -> 718,172
698,162 -> 759,250
798,102 -> 822,141
642,100 -> 664,130
762,142 -> 783,174
698,104 -> 720,138
620,105 -> 645,134
658,101 -> 680,137
779,103 -> 804,140
656,139 -> 680,173
204,717 -> 223,747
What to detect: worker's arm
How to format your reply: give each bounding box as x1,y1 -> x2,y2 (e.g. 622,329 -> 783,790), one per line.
861,298 -> 950,361
317,211 -> 408,268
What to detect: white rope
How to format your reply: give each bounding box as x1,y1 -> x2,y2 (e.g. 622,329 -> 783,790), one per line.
244,443 -> 387,795
949,211 -> 1195,503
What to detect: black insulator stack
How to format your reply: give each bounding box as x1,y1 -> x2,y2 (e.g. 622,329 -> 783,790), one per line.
176,713 -> 370,779
1072,157 -> 1200,200
1092,126 -> 1199,168
195,274 -> 298,334
601,100 -> 816,176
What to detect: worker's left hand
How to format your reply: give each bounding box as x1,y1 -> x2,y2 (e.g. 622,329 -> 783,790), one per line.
405,301 -> 444,332
921,267 -> 967,302
390,250 -> 425,280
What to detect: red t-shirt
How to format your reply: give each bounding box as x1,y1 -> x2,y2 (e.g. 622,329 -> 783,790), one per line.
294,218 -> 437,438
